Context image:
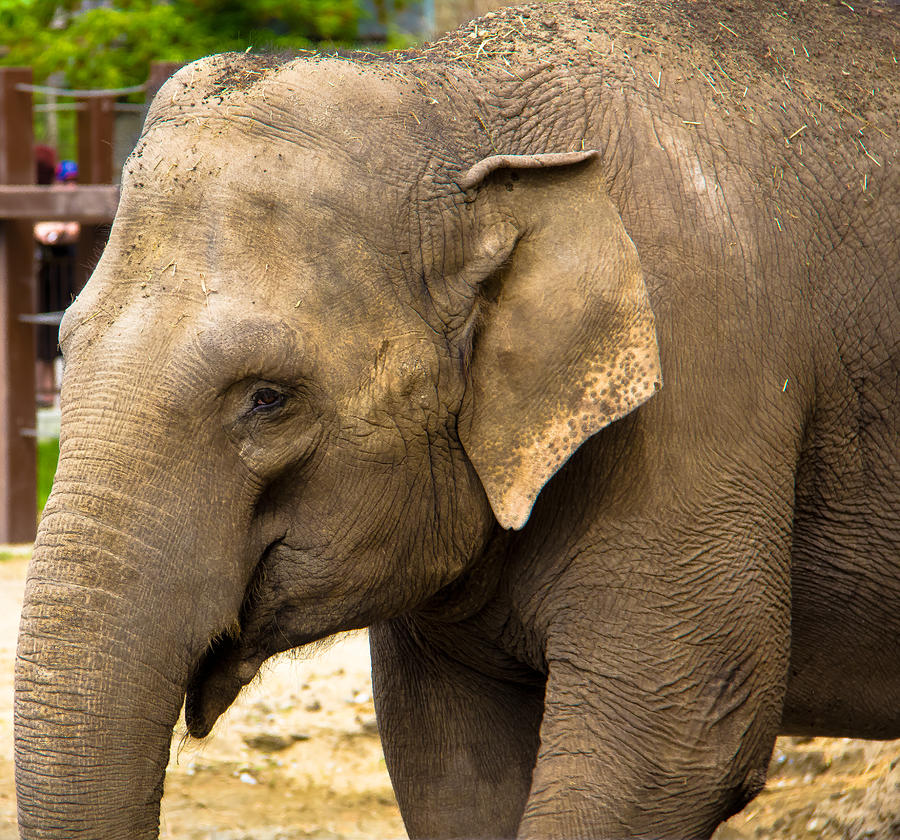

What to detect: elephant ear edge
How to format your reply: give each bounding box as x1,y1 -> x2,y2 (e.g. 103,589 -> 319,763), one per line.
456,151 -> 662,530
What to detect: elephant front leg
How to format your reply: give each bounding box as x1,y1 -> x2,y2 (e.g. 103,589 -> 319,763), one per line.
518,563 -> 789,839
370,617 -> 545,839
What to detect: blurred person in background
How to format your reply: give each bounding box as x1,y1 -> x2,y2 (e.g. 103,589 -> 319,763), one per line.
34,153 -> 80,406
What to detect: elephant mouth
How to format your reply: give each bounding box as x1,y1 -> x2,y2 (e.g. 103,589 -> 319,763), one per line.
184,540 -> 279,738
184,622 -> 323,738
184,539 -> 320,738
184,633 -> 257,738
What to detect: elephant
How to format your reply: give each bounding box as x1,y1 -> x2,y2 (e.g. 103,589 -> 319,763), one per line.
14,0 -> 899,837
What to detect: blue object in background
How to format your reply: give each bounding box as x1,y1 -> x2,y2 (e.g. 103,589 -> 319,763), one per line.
55,159 -> 78,182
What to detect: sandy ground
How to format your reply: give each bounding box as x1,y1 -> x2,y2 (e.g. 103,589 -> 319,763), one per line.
1,551 -> 898,839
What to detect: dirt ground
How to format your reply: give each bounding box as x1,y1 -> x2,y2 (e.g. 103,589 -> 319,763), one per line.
1,551 -> 898,839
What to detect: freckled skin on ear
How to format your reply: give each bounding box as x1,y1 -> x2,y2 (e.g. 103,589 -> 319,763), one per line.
457,156 -> 661,529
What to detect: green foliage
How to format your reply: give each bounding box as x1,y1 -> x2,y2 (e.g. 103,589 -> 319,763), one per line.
37,436 -> 58,516
0,0 -> 395,91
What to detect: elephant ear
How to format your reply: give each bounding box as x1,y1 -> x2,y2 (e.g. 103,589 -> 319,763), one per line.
456,151 -> 661,530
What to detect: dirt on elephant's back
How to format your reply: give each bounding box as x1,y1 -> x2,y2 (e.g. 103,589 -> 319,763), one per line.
0,558 -> 898,839
430,0 -> 898,178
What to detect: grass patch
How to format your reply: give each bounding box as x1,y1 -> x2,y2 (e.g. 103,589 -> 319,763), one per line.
0,439 -> 56,562
0,544 -> 31,563
38,437 -> 59,515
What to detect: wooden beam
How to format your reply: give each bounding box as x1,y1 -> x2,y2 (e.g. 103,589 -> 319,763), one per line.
0,67 -> 37,543
0,185 -> 119,221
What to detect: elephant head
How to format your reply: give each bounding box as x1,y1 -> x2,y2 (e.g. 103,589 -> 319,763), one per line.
15,53 -> 659,836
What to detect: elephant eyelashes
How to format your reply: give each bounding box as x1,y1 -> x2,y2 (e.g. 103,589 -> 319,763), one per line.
250,388 -> 286,413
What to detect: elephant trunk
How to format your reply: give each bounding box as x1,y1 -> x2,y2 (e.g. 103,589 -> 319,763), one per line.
16,526 -> 182,835
15,453 -> 249,836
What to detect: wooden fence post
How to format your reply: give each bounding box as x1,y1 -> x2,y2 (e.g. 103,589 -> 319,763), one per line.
0,67 -> 37,543
147,62 -> 184,101
73,95 -> 115,296
76,96 -> 115,185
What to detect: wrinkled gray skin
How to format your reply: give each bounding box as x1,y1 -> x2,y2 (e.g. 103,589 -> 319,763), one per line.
15,0 -> 899,838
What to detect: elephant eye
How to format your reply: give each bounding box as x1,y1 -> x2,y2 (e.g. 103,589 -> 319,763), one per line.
250,388 -> 285,412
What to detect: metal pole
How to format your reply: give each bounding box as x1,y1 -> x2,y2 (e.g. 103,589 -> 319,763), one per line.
0,67 -> 38,543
